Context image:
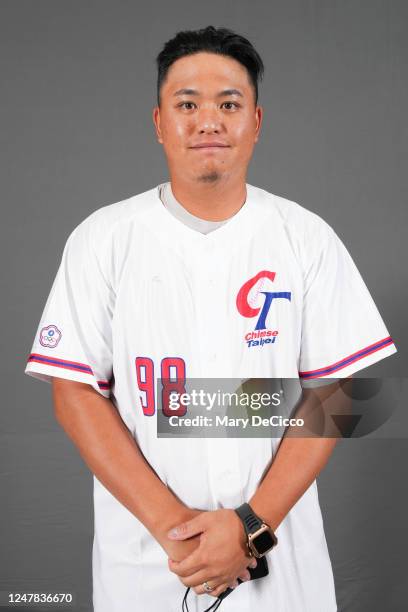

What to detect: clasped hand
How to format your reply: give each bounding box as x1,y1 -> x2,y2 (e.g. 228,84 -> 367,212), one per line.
167,509 -> 257,598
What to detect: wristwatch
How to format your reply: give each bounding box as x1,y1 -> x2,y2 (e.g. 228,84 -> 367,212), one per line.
234,502 -> 278,558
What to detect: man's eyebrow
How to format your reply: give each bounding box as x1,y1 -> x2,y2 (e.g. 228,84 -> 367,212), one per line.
173,88 -> 244,98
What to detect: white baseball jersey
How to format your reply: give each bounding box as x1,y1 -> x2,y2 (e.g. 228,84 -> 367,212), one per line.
25,183 -> 397,612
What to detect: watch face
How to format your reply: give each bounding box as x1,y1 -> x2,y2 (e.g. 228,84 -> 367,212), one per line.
253,529 -> 275,554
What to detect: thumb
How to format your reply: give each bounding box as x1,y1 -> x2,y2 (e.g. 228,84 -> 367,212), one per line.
167,515 -> 205,540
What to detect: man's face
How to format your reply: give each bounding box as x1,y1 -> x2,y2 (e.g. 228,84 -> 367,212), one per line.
152,52 -> 263,184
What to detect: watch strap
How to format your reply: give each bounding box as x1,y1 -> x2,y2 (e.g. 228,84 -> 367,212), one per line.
234,502 -> 264,536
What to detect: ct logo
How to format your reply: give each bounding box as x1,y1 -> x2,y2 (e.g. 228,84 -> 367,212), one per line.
236,270 -> 291,330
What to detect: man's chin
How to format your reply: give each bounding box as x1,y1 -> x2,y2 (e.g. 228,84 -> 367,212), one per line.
196,170 -> 223,184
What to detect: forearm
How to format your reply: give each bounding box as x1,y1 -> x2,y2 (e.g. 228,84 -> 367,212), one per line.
249,380 -> 348,530
249,435 -> 338,530
51,378 -> 192,544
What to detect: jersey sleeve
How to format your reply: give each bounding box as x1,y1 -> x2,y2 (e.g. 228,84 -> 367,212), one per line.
298,219 -> 397,380
24,214 -> 115,397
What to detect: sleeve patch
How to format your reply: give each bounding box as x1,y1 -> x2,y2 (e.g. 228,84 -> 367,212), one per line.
39,324 -> 62,348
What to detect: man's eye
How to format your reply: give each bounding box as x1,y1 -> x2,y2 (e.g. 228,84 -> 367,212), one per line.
222,102 -> 239,110
178,102 -> 196,110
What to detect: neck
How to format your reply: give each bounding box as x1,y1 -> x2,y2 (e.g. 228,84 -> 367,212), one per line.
168,173 -> 247,222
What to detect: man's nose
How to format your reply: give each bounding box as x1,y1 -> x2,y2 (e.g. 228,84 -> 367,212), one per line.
197,108 -> 222,133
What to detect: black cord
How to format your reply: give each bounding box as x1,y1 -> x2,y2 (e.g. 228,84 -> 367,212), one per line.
182,586 -> 225,612
204,597 -> 223,611
182,587 -> 190,612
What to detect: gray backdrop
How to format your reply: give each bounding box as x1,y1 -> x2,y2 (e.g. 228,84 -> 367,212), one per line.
1,1 -> 407,611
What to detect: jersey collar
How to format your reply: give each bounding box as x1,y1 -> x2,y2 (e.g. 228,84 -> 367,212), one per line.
147,182 -> 258,251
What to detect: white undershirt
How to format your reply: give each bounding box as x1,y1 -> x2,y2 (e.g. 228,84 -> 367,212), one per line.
158,181 -> 234,234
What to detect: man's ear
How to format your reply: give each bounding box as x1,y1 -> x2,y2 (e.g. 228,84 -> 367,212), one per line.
152,106 -> 163,144
254,106 -> 263,144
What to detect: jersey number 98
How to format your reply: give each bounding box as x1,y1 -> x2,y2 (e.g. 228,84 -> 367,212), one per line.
135,356 -> 187,417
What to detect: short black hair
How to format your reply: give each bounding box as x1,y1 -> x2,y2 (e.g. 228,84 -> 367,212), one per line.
155,25 -> 264,106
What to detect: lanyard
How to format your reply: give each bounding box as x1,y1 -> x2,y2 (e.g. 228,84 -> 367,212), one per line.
182,586 -> 225,612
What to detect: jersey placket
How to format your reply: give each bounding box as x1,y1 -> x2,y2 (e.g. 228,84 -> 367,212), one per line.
190,239 -> 251,610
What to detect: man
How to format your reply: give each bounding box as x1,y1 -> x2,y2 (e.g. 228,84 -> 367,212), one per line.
25,25 -> 397,611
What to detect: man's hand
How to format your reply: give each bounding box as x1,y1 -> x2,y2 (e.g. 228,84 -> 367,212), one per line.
166,509 -> 257,598
156,508 -> 203,563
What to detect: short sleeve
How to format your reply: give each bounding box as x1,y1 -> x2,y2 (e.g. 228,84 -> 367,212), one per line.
24,214 -> 115,397
298,220 -> 397,380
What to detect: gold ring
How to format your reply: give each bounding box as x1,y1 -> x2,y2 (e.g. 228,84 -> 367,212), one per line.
203,581 -> 214,592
